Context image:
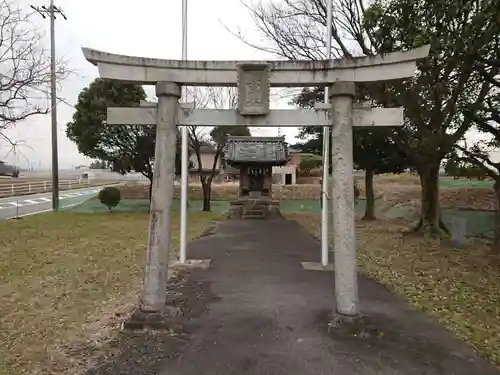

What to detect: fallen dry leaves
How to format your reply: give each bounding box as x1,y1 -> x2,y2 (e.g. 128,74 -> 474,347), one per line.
440,187 -> 496,211
375,184 -> 497,211
285,212 -> 500,366
374,172 -> 421,185
0,210 -> 219,375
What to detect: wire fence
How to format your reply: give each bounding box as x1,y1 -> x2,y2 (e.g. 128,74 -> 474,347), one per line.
0,179 -> 95,198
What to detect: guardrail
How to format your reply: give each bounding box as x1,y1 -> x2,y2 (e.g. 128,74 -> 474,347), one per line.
0,179 -> 94,198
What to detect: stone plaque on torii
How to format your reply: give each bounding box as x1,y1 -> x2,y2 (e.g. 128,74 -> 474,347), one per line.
82,45 -> 430,324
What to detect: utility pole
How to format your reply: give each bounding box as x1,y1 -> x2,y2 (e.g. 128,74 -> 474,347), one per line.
320,0 -> 333,267
179,0 -> 189,264
31,1 -> 66,212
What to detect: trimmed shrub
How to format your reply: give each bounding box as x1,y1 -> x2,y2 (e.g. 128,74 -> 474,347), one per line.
98,186 -> 122,211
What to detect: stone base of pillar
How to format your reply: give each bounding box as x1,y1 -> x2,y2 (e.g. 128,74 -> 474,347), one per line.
170,259 -> 211,269
122,305 -> 183,331
327,312 -> 381,339
300,262 -> 334,271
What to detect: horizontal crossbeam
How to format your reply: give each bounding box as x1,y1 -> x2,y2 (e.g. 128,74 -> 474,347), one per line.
83,46 -> 430,86
106,107 -> 403,127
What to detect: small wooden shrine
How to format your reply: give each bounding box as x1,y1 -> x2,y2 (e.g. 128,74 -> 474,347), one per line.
225,136 -> 288,219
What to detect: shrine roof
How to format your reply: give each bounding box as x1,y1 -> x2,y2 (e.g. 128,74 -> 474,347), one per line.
225,136 -> 288,166
226,136 -> 285,143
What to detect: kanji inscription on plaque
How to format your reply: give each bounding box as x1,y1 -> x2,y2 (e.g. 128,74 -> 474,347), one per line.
245,81 -> 262,105
237,64 -> 270,116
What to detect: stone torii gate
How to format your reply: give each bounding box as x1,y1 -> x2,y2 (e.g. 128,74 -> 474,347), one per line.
82,45 -> 429,323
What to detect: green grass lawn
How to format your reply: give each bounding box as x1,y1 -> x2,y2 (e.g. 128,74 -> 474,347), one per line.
440,178 -> 494,188
0,210 -> 219,375
73,196 -> 495,238
279,198 -> 494,237
279,199 -> 321,213
75,185 -> 496,238
68,198 -> 230,214
442,208 -> 494,237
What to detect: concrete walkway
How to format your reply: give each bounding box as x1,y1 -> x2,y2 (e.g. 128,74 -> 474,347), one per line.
87,218 -> 500,375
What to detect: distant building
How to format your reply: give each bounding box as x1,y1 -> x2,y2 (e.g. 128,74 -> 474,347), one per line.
189,142 -> 222,174
272,146 -> 310,185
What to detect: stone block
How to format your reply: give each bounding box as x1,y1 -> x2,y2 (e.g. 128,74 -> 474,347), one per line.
237,64 -> 270,116
122,306 -> 183,330
170,259 -> 211,269
301,262 -> 334,271
451,216 -> 468,247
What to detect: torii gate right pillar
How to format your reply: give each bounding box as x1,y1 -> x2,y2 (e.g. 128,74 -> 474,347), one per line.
330,82 -> 358,317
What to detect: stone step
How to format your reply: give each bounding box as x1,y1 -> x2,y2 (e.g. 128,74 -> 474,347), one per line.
242,214 -> 266,220
243,209 -> 266,216
243,205 -> 266,211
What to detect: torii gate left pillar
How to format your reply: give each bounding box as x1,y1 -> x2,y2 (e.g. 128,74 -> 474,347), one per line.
141,82 -> 180,312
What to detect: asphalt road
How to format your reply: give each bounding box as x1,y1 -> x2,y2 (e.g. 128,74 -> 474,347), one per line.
0,186 -> 106,220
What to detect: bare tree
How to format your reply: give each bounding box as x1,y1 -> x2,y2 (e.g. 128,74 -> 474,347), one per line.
185,87 -> 250,211
230,0 -> 369,61
0,0 -> 69,140
230,0 -> 499,235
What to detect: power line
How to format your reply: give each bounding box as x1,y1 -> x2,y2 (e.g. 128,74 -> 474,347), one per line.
30,1 -> 67,212
30,3 -> 67,20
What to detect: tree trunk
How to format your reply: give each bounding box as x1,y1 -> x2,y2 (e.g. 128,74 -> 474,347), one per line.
414,163 -> 449,234
362,167 -> 376,220
148,179 -> 153,203
492,181 -> 500,253
201,178 -> 212,212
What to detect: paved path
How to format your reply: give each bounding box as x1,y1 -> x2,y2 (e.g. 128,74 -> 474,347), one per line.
0,186 -> 106,220
87,218 -> 500,375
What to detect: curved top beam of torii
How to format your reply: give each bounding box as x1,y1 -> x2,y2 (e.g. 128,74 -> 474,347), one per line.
82,45 -> 430,87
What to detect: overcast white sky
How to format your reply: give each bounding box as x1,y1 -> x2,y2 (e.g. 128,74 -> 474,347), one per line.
3,0 -> 301,170
2,0 -> 494,169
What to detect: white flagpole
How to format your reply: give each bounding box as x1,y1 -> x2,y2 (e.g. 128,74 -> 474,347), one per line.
321,0 -> 333,266
179,0 -> 189,264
